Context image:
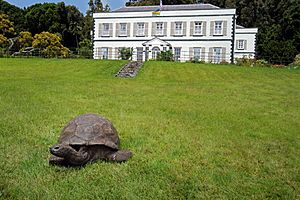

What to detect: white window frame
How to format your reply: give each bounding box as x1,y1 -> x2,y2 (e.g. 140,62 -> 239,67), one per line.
194,47 -> 201,60
174,47 -> 181,61
194,22 -> 202,35
137,23 -> 145,36
237,40 -> 245,50
213,47 -> 222,63
214,21 -> 223,35
120,23 -> 127,36
101,47 -> 108,60
175,22 -> 183,35
156,22 -> 163,36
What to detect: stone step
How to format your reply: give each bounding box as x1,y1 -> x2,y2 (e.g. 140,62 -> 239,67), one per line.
116,61 -> 144,78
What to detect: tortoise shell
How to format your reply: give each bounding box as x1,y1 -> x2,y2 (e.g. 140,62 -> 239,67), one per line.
58,114 -> 120,150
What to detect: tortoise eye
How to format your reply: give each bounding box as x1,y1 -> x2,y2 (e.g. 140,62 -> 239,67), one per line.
53,146 -> 60,150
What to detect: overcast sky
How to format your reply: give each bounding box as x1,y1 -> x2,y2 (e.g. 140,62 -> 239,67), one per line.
5,0 -> 127,13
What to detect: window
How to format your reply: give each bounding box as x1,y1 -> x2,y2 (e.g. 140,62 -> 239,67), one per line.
237,40 -> 245,50
101,47 -> 108,60
102,23 -> 109,36
194,22 -> 202,35
137,23 -> 145,36
194,48 -> 201,60
156,23 -> 163,35
174,47 -> 181,61
214,21 -> 223,35
213,47 -> 221,63
120,23 -> 127,36
175,22 -> 183,35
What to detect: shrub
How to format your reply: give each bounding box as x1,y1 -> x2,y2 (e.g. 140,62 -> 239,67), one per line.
271,64 -> 286,68
0,34 -> 8,48
33,32 -> 70,58
157,50 -> 173,61
288,54 -> 300,69
119,47 -> 133,60
235,56 -> 255,67
220,60 -> 229,65
190,58 -> 205,64
255,59 -> 269,67
18,32 -> 33,50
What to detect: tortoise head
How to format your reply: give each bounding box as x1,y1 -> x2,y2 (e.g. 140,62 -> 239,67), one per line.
49,144 -> 90,166
50,144 -> 75,158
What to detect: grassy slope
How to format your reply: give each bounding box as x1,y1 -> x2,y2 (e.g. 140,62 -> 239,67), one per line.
0,59 -> 299,199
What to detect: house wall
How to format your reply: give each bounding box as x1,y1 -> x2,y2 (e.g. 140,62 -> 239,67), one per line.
234,28 -> 258,59
93,7 -> 257,62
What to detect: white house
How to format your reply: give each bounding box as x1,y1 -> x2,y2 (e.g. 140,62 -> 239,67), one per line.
93,4 -> 258,63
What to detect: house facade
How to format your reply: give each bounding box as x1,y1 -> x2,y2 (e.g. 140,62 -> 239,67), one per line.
93,4 -> 258,63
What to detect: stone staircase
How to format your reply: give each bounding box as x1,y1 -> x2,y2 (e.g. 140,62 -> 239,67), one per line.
115,61 -> 144,78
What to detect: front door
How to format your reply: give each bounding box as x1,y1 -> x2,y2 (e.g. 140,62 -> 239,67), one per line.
137,47 -> 143,61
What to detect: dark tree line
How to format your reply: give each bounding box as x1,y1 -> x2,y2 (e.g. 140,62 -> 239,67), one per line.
127,0 -> 300,64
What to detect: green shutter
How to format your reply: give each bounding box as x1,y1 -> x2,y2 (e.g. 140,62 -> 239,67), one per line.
201,47 -> 205,61
210,21 -> 214,36
115,23 -> 119,37
183,22 -> 187,36
222,47 -> 226,61
223,21 -> 227,36
202,21 -> 207,36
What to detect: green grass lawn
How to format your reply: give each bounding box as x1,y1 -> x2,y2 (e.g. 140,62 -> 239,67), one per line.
0,58 -> 299,199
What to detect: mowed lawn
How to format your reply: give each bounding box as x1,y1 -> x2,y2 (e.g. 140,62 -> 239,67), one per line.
0,58 -> 299,199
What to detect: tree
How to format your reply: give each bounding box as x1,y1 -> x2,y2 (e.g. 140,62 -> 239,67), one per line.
18,31 -> 33,49
65,5 -> 84,48
0,0 -> 25,33
0,13 -> 14,36
32,32 -> 70,58
0,33 -> 8,48
94,0 -> 103,12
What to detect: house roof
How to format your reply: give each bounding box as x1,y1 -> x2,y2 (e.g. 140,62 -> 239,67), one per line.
236,25 -> 245,29
112,4 -> 220,13
142,37 -> 171,46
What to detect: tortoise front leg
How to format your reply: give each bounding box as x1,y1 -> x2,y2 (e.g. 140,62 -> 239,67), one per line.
49,155 -> 67,166
106,150 -> 133,162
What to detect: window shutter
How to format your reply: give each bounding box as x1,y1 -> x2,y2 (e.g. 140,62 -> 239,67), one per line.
202,21 -> 207,36
98,23 -> 102,37
108,47 -> 112,59
222,47 -> 226,61
115,48 -> 119,60
208,47 -> 213,62
223,21 -> 227,36
116,23 -> 120,37
236,41 -> 239,50
97,47 -> 102,59
244,40 -> 247,50
183,22 -> 187,36
210,21 -> 214,36
171,22 -> 175,36
145,23 -> 149,37
201,47 -> 205,61
127,23 -> 131,37
163,22 -> 167,36
152,22 -> 156,36
190,21 -> 194,36
189,47 -> 194,59
109,23 -> 113,37
133,23 -> 137,37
